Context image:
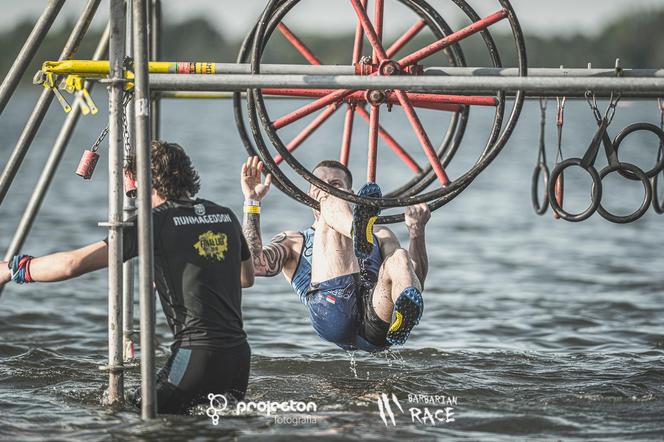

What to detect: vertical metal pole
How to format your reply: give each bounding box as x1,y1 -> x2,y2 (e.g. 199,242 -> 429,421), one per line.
122,170 -> 137,361
133,0 -> 156,419
0,0 -> 65,115
0,27 -> 109,287
107,0 -> 126,406
123,0 -> 137,363
150,0 -> 162,139
0,0 -> 102,207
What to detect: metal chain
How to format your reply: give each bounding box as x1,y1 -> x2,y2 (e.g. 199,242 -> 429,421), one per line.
122,91 -> 134,156
89,126 -> 109,153
89,91 -> 133,154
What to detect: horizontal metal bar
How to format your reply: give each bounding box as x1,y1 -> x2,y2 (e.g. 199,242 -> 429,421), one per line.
156,91 -> 659,101
156,91 -> 300,99
41,60 -> 664,78
148,74 -> 664,98
424,67 -> 664,78
42,60 -> 354,75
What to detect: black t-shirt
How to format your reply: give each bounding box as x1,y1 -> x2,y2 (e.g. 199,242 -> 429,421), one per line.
116,198 -> 250,350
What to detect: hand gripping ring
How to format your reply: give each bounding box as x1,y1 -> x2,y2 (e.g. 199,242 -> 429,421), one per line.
531,162 -> 549,215
548,158 -> 602,222
595,162 -> 652,224
612,123 -> 664,180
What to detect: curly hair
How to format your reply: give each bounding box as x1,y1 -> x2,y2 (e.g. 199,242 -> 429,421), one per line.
125,140 -> 200,200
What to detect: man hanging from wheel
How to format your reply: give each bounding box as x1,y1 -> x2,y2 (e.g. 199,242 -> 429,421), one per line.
1,141 -> 255,414
241,156 -> 429,352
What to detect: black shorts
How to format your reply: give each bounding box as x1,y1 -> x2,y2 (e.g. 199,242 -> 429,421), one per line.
130,340 -> 251,414
354,274 -> 391,349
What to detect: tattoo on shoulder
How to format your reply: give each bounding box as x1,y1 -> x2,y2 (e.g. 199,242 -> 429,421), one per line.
271,232 -> 288,244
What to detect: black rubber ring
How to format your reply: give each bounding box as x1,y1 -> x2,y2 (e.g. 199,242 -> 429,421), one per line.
652,174 -> 664,214
531,162 -> 549,215
548,158 -> 602,222
596,162 -> 652,223
612,122 -> 664,180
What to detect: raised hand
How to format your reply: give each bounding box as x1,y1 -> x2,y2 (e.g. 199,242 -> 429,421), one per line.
241,156 -> 272,201
405,203 -> 431,235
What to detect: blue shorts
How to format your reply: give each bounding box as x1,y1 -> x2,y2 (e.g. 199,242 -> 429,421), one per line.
305,274 -> 390,352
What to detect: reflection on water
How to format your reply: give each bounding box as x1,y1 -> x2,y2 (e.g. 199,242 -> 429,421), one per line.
0,93 -> 663,441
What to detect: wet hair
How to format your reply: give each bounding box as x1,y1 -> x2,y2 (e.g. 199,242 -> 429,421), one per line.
312,160 -> 353,188
125,140 -> 200,200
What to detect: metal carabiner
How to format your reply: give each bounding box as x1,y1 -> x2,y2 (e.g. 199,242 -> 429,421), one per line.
586,93 -> 652,223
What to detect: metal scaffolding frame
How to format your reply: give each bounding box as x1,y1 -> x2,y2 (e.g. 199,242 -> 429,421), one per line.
145,72 -> 664,97
0,0 -> 65,116
0,0 -> 102,207
0,0 -> 662,422
105,0 -> 126,407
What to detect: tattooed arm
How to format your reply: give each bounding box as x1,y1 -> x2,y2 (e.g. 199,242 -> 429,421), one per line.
243,211 -> 297,277
240,156 -> 297,277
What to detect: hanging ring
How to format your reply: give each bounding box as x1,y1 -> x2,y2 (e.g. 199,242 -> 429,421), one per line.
531,162 -> 549,215
548,159 -> 602,222
596,162 -> 652,223
612,123 -> 664,180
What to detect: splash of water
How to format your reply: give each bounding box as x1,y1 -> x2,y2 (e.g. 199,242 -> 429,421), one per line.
347,350 -> 358,378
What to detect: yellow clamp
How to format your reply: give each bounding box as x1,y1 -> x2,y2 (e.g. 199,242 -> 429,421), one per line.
123,70 -> 135,92
35,71 -> 72,113
63,75 -> 98,115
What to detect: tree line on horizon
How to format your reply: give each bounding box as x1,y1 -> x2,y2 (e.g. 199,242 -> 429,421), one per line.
1,8 -> 662,88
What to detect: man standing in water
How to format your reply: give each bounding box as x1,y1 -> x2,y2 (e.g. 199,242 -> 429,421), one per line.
1,141 -> 254,414
241,156 -> 430,352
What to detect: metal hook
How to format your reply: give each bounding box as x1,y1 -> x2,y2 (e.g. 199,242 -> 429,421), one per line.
585,91 -> 602,122
605,93 -> 621,125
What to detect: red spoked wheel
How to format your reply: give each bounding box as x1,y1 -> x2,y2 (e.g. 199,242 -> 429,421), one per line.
236,0 -> 526,222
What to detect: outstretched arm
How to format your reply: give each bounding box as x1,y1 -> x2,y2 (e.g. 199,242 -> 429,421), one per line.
0,241 -> 109,285
405,204 -> 430,288
244,228 -> 296,277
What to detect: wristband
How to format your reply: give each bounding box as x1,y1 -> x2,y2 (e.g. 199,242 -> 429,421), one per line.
243,205 -> 261,214
244,199 -> 261,207
10,255 -> 34,284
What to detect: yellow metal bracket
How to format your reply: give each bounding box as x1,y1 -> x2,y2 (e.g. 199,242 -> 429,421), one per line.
34,70 -> 72,113
63,75 -> 98,115
37,59 -> 220,113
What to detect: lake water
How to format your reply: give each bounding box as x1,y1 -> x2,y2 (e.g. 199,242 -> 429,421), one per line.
0,89 -> 663,441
